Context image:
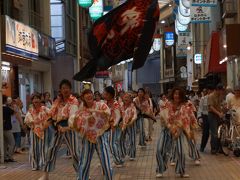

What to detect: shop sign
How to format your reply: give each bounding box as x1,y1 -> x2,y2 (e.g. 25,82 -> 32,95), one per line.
179,0 -> 190,17
5,16 -> 39,59
38,33 -> 56,59
152,38 -> 161,51
177,12 -> 191,25
194,53 -> 202,64
176,32 -> 190,58
89,0 -> 103,21
181,0 -> 191,8
165,32 -> 174,46
175,20 -> 188,32
191,0 -> 217,7
95,70 -> 110,78
77,0 -> 93,8
191,6 -> 211,23
177,32 -> 191,49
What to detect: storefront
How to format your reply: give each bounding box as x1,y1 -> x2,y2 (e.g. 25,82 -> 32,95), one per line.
2,16 -> 55,112
219,24 -> 240,88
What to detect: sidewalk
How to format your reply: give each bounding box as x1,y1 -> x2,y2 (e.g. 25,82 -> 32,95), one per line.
1,121 -> 240,180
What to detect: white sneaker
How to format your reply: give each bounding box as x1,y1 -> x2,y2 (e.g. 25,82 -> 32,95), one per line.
32,167 -> 38,171
156,173 -> 163,178
38,173 -> 49,180
195,160 -> 201,166
170,162 -> 176,166
129,158 -> 135,161
180,174 -> 190,178
115,164 -> 124,168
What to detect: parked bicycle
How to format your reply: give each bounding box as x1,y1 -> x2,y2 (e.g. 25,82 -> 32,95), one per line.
218,109 -> 240,156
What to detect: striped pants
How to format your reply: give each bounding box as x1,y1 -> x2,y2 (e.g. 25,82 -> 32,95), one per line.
138,116 -> 146,146
125,123 -> 137,158
188,139 -> 200,160
29,129 -> 50,170
156,129 -> 187,174
44,130 -> 80,172
110,127 -> 124,165
78,136 -> 112,180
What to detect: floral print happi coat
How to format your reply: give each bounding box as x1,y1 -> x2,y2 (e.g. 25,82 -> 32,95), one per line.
69,101 -> 111,143
120,103 -> 137,130
50,95 -> 79,123
160,101 -> 198,139
25,106 -> 51,139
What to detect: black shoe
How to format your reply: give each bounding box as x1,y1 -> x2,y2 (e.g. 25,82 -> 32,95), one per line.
211,150 -> 217,155
7,159 -> 17,162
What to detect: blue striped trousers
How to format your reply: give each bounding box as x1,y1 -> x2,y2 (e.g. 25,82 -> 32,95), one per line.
156,128 -> 186,174
29,128 -> 50,170
156,128 -> 172,173
188,139 -> 200,160
125,123 -> 137,158
110,127 -> 124,165
78,136 -> 112,180
44,130 -> 80,172
138,116 -> 146,146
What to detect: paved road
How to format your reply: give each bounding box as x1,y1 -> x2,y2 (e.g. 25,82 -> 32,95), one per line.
1,121 -> 240,180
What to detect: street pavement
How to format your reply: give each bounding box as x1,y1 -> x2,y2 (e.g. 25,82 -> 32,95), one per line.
1,121 -> 240,180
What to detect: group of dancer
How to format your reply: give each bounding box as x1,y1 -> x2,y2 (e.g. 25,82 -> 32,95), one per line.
24,79 -> 156,180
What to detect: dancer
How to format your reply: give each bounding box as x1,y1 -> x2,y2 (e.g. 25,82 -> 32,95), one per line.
134,88 -> 155,147
156,87 -> 198,178
120,93 -> 137,160
103,86 -> 124,167
69,89 -> 112,180
40,79 -> 79,180
24,94 -> 51,171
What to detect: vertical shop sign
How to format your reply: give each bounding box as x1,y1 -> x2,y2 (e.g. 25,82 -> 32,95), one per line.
191,6 -> 211,23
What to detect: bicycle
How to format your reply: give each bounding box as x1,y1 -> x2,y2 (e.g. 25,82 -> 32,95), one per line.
218,109 -> 240,156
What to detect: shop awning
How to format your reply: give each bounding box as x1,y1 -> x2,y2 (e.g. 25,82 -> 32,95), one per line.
204,31 -> 226,75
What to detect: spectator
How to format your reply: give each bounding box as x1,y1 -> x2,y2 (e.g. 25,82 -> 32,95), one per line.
44,92 -> 52,109
208,84 -> 225,154
11,96 -> 25,154
3,95 -> 16,162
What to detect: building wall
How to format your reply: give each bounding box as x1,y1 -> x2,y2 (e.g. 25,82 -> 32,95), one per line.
51,55 -> 75,97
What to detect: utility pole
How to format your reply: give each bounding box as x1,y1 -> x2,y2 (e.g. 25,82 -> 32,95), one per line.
0,9 -> 5,164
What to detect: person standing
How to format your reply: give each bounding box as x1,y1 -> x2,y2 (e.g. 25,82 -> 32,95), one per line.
198,88 -> 210,152
3,95 -> 15,162
44,92 -> 52,109
69,89 -> 112,180
25,94 -> 51,171
103,86 -> 124,167
40,79 -> 80,180
208,84 -> 225,154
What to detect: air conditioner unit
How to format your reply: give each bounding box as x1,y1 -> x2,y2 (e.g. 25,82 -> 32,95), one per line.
222,0 -> 237,18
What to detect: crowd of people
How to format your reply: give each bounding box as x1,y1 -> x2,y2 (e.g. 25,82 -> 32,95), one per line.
2,79 -> 240,179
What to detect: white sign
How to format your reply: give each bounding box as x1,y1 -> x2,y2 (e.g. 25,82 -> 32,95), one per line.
152,38 -> 161,51
191,0 -> 217,7
177,32 -> 191,49
176,32 -> 190,57
194,53 -> 202,64
179,0 -> 190,17
181,0 -> 191,8
191,6 -> 211,23
175,20 -> 188,32
177,13 -> 191,25
5,16 -> 39,59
